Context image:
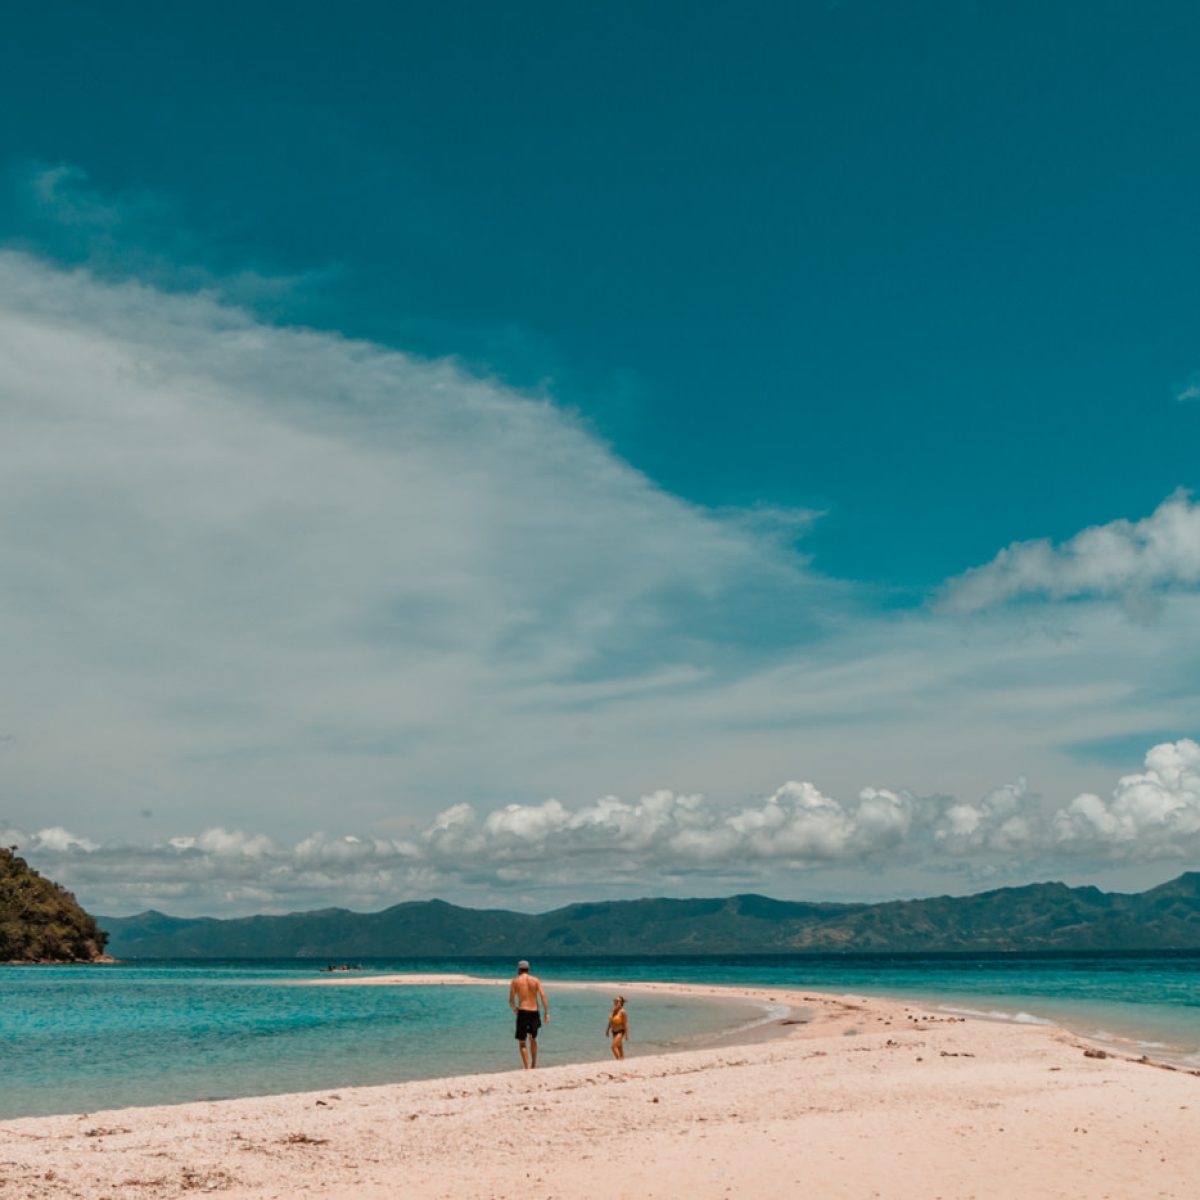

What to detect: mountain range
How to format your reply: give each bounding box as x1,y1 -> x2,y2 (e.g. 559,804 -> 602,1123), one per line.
99,871 -> 1200,958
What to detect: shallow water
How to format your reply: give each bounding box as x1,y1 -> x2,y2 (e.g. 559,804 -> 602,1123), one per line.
0,963 -> 765,1119
2,951 -> 1196,1119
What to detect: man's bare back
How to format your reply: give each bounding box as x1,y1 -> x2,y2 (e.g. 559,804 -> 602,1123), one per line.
508,961 -> 548,1069
510,972 -> 543,1010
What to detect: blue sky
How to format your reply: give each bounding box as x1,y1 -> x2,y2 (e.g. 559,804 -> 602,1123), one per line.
1,2 -> 1198,914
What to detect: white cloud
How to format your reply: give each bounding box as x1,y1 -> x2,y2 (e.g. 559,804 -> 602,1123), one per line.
934,779 -> 1038,855
8,740 -> 1197,914
940,491 -> 1200,614
1052,738 -> 1200,856
423,780 -> 914,872
29,826 -> 98,853
926,739 -> 1200,863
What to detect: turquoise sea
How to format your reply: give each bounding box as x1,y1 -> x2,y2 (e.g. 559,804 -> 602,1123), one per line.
2,952 -> 1196,1120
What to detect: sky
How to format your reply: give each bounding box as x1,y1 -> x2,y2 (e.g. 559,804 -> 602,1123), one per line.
1,0 -> 1198,916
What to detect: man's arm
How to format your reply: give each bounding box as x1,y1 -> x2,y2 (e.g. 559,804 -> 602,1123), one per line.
508,979 -> 517,1012
538,980 -> 549,1021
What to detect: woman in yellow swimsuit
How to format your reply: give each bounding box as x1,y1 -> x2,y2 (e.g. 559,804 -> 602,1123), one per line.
606,996 -> 628,1059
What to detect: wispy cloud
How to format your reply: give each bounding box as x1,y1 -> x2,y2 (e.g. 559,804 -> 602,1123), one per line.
939,490 -> 1200,615
7,161 -> 331,309
3,250 -> 1199,913
26,163 -> 128,230
0,250 -> 828,840
1174,374 -> 1200,403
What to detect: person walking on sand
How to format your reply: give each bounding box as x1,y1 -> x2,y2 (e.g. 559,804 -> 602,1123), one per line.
606,995 -> 628,1059
509,960 -> 549,1069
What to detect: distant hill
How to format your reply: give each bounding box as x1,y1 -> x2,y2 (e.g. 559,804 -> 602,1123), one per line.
0,847 -> 111,963
100,872 -> 1200,958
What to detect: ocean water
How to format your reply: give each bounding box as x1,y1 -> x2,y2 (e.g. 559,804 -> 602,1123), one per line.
2,951 -> 1196,1120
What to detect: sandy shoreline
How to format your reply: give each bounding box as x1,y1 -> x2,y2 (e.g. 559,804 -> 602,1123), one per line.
3,982 -> 1197,1199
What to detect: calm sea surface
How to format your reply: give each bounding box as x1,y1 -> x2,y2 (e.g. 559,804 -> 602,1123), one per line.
1,952 -> 1196,1119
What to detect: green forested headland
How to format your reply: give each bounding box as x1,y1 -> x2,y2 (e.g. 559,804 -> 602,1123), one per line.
0,846 -> 110,962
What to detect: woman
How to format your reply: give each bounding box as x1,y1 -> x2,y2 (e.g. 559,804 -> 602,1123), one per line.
605,995 -> 629,1059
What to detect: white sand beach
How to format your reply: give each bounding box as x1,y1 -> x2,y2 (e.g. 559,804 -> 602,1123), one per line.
2,981 -> 1196,1199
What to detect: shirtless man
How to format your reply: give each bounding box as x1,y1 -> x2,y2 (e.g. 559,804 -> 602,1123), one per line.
508,960 -> 549,1069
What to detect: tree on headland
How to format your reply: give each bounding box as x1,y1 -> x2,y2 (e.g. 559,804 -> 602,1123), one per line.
0,846 -> 110,963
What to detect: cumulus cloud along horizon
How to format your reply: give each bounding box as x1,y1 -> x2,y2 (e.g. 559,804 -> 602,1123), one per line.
6,739 -> 1198,916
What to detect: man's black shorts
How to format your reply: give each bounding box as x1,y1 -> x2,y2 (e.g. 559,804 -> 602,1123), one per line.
515,1009 -> 541,1040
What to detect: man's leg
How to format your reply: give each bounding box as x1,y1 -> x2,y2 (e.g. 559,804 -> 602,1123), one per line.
529,1033 -> 538,1069
518,1036 -> 530,1069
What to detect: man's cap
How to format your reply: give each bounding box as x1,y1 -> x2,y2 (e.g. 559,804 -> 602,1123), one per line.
517,959 -> 530,970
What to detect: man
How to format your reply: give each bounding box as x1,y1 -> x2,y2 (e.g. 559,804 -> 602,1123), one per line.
508,959 -> 549,1069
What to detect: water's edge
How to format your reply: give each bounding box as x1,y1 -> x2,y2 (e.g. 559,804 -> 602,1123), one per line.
3,953 -> 1196,1118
